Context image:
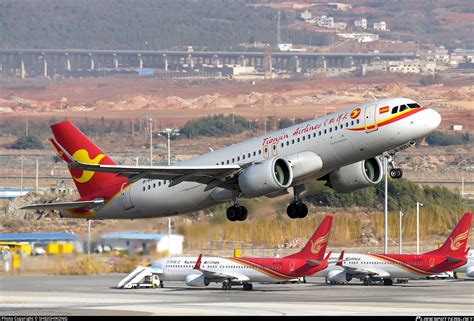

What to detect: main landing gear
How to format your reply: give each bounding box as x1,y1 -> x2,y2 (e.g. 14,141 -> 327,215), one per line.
243,283 -> 253,291
384,152 -> 403,179
222,280 -> 232,290
287,185 -> 308,219
226,204 -> 248,221
287,202 -> 308,219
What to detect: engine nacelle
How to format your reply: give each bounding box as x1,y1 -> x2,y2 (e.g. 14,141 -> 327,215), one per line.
238,157 -> 293,197
466,266 -> 474,278
327,270 -> 352,283
327,157 -> 383,193
286,151 -> 323,182
185,273 -> 211,287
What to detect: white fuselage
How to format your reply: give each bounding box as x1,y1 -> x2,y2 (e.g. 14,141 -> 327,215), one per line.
315,252 -> 443,280
454,249 -> 474,277
95,97 -> 440,219
153,256 -> 293,284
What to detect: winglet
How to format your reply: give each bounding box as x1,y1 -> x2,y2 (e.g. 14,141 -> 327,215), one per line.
193,254 -> 202,270
336,250 -> 345,267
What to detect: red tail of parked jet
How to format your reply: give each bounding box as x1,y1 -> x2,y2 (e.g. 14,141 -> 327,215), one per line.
425,212 -> 472,258
284,215 -> 333,261
50,120 -> 127,199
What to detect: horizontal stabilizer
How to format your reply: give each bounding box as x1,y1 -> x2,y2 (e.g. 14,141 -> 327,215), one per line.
446,256 -> 465,264
20,199 -> 104,211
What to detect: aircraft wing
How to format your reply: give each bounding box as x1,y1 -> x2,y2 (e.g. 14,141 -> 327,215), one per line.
52,139 -> 241,187
342,265 -> 391,278
192,254 -> 250,282
20,199 -> 104,211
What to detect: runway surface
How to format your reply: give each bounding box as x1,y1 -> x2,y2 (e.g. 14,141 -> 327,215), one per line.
1,274 -> 473,316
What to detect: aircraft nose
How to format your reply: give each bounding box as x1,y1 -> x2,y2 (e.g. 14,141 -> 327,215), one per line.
425,108 -> 442,131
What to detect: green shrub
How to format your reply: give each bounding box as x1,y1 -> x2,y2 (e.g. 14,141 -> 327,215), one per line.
10,135 -> 44,149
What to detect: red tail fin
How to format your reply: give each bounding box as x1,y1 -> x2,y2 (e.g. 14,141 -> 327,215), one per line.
51,120 -> 127,198
426,213 -> 472,257
336,250 -> 345,267
285,215 -> 333,261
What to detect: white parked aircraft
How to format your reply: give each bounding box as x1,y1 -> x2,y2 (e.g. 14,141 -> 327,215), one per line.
22,98 -> 441,221
454,248 -> 474,278
315,213 -> 472,285
151,215 -> 333,290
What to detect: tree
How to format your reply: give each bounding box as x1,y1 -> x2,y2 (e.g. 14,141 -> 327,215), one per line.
10,136 -> 44,149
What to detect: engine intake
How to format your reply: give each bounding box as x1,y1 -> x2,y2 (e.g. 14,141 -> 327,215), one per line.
185,274 -> 211,287
238,157 -> 293,197
328,157 -> 383,193
327,270 -> 352,283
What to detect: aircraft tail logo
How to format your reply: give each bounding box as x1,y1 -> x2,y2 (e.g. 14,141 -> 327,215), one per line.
285,215 -> 333,261
450,228 -> 469,251
425,213 -> 472,258
51,120 -> 127,198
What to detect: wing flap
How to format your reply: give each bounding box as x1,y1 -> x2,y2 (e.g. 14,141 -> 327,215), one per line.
20,199 -> 104,211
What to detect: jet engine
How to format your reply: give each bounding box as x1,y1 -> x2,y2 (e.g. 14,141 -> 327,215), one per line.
238,157 -> 293,197
327,270 -> 352,283
185,274 -> 211,287
466,266 -> 474,278
327,157 -> 383,193
286,151 -> 323,182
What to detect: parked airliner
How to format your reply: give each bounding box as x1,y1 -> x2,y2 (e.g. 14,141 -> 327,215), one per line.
316,212 -> 472,285
22,98 -> 441,221
152,215 -> 333,290
454,248 -> 474,278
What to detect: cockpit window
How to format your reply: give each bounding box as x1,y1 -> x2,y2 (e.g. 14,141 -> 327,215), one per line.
407,103 -> 421,108
391,106 -> 398,114
399,104 -> 408,112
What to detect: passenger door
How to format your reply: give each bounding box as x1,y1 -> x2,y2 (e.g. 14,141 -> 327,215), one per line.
121,183 -> 135,210
364,104 -> 378,133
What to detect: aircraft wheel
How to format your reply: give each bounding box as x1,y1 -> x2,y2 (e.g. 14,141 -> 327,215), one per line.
390,168 -> 403,179
363,279 -> 369,286
226,206 -> 239,221
287,203 -> 299,219
237,206 -> 248,221
297,203 -> 308,218
243,283 -> 253,291
383,279 -> 393,286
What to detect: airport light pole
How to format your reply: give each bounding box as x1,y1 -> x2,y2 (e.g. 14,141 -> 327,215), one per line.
399,210 -> 404,254
158,128 -> 180,257
158,128 -> 180,165
148,118 -> 154,166
416,201 -> 423,255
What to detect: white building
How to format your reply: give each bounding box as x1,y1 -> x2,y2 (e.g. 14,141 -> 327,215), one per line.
334,22 -> 347,30
388,59 -> 436,74
354,18 -> 367,30
301,10 -> 312,21
373,21 -> 387,31
314,15 -> 335,28
337,33 -> 379,43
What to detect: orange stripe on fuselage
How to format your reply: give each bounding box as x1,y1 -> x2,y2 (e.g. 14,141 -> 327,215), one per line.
369,254 -> 433,276
348,107 -> 426,131
229,258 -> 294,280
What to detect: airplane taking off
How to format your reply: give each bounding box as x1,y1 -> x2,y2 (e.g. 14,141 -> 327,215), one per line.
151,215 -> 333,290
316,212 -> 472,286
22,97 -> 441,221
